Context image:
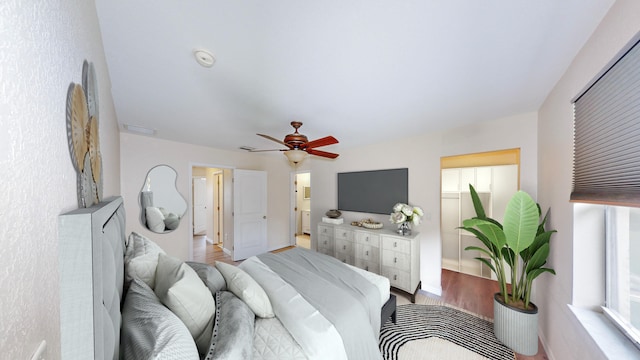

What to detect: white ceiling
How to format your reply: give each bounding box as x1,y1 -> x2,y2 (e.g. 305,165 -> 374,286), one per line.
95,0 -> 614,154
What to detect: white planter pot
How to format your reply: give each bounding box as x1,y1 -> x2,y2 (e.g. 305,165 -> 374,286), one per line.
493,293 -> 538,356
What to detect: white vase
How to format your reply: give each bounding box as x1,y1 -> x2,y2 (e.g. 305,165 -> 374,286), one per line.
493,293 -> 539,356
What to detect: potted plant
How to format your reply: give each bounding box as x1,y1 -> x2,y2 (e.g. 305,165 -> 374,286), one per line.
459,184 -> 556,356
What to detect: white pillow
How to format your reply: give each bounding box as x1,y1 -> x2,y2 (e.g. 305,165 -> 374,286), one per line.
215,261 -> 274,318
155,253 -> 216,356
124,232 -> 165,289
146,206 -> 165,232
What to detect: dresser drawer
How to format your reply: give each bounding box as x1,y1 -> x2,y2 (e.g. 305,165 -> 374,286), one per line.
318,225 -> 333,236
318,235 -> 334,250
317,247 -> 334,257
355,258 -> 380,274
335,238 -> 354,253
382,236 -> 411,254
356,244 -> 380,263
335,252 -> 354,265
382,266 -> 410,291
356,231 -> 380,247
334,228 -> 354,241
382,249 -> 411,272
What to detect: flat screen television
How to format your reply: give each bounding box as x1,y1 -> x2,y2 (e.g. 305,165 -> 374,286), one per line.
337,168 -> 408,214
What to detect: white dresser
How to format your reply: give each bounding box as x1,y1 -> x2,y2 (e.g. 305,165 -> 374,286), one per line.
316,223 -> 421,302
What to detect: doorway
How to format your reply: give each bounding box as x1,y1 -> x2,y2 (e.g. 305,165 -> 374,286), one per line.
293,171 -> 311,249
440,149 -> 520,279
192,166 -> 231,263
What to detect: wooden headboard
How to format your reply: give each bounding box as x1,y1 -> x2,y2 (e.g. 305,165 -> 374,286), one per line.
58,196 -> 126,360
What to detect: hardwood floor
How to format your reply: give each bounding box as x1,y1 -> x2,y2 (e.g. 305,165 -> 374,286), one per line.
192,237 -> 548,359
192,235 -> 293,266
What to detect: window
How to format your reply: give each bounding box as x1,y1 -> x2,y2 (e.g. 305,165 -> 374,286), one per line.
604,206 -> 640,348
572,32 -> 640,349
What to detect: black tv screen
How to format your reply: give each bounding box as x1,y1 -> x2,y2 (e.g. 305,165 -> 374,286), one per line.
337,168 -> 408,214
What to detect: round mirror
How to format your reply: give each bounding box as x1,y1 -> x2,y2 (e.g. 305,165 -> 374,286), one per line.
139,165 -> 187,233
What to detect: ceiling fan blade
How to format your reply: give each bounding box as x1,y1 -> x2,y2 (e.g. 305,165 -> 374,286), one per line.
306,148 -> 339,159
301,136 -> 338,149
257,134 -> 293,148
249,149 -> 286,152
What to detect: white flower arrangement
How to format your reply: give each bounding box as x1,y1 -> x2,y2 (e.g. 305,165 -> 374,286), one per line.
389,203 -> 424,225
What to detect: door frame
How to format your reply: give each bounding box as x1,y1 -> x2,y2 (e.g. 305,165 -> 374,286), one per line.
188,163 -> 235,261
289,170 -> 311,248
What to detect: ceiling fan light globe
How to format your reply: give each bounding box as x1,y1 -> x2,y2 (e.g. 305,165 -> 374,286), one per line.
284,149 -> 307,164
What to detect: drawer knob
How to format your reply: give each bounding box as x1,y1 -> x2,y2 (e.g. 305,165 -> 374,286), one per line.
394,275 -> 397,281
343,245 -> 346,250
365,250 -> 369,256
394,257 -> 397,263
365,266 -> 369,271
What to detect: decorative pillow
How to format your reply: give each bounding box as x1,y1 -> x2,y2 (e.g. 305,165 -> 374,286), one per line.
121,279 -> 199,360
186,261 -> 227,293
215,261 -> 274,318
155,253 -> 216,356
124,232 -> 165,289
205,291 -> 255,360
146,206 -> 165,232
158,207 -> 170,218
164,213 -> 180,230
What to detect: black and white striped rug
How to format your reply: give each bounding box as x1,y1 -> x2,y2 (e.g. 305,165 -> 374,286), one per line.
379,304 -> 515,360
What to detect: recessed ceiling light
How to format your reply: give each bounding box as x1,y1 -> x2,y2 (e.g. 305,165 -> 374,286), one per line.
124,124 -> 156,136
193,49 -> 216,67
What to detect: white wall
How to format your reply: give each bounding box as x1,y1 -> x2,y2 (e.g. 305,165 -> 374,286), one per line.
120,133 -> 293,260
537,1 -> 640,359
311,112 -> 538,296
0,1 -> 120,358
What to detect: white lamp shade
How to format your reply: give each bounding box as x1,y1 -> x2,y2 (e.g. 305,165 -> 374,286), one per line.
284,149 -> 307,164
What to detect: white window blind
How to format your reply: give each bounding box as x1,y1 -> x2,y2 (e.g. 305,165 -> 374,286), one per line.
572,37 -> 640,207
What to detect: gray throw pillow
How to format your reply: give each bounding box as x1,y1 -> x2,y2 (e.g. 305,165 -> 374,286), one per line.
121,279 -> 199,360
186,261 -> 227,293
164,213 -> 180,230
205,291 -> 255,360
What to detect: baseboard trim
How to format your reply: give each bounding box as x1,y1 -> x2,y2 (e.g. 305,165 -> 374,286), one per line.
420,284 -> 442,297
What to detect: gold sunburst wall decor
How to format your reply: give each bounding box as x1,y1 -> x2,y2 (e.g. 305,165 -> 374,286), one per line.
66,60 -> 102,208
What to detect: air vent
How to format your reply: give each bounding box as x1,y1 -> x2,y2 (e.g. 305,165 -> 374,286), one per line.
123,124 -> 156,136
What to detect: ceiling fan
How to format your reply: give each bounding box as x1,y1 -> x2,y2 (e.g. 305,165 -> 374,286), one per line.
250,121 -> 339,164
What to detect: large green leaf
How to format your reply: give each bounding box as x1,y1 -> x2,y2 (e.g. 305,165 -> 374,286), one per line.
525,243 -> 550,273
462,218 -> 506,249
464,245 -> 496,260
503,191 -> 539,253
521,230 -> 555,261
469,184 -> 487,218
527,267 -> 556,281
502,247 -> 515,267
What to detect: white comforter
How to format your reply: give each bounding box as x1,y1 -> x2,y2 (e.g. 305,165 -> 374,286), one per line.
240,251 -> 388,360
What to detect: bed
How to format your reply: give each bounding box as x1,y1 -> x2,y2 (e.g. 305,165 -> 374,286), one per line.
58,196 -> 396,360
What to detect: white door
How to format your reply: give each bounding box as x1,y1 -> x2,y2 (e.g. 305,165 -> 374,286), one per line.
233,169 -> 268,261
193,177 -> 207,235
